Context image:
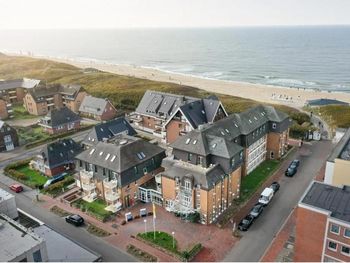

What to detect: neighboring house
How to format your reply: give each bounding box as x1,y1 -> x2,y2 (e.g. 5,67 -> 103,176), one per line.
325,128 -> 350,187
74,134 -> 166,212
23,83 -> 86,116
159,105 -> 290,224
306,98 -> 349,107
30,138 -> 82,177
79,95 -> 117,121
130,90 -> 228,144
0,97 -> 13,119
295,181 -> 350,262
82,117 -> 136,149
0,78 -> 40,104
39,107 -> 81,135
0,213 -> 48,262
0,121 -> 19,152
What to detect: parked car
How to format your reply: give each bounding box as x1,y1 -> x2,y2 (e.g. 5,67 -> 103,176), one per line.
258,187 -> 274,206
291,159 -> 300,168
43,172 -> 67,189
285,166 -> 297,177
65,214 -> 84,226
270,182 -> 280,193
249,203 -> 264,218
238,215 -> 255,231
9,184 -> 23,193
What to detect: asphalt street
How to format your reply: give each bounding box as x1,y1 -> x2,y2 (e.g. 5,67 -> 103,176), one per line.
224,140 -> 334,261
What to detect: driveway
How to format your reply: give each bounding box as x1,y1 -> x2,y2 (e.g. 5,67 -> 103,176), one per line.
224,140 -> 334,262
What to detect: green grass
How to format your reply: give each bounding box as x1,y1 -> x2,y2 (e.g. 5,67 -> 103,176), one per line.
239,160 -> 281,202
16,164 -> 48,187
12,105 -> 38,120
41,176 -> 75,197
138,231 -> 178,254
17,124 -> 50,144
73,198 -> 112,221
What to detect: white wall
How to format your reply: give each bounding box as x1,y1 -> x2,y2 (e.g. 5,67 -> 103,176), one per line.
324,161 -> 334,185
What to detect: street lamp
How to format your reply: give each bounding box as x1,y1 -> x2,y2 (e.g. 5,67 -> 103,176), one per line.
144,219 -> 147,234
172,231 -> 175,249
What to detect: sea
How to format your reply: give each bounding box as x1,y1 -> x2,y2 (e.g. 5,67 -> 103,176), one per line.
0,26 -> 350,92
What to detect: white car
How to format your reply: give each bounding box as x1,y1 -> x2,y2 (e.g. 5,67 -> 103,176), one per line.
258,187 -> 274,206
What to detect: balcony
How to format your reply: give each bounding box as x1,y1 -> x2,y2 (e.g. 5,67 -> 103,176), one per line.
103,178 -> 118,190
80,170 -> 93,180
6,103 -> 12,107
81,183 -> 96,192
105,202 -> 122,213
105,191 -> 120,202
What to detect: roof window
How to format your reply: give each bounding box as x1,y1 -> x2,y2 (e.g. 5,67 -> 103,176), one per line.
212,143 -> 217,149
248,119 -> 252,124
111,155 -> 116,162
225,128 -> 230,134
185,138 -> 191,144
99,151 -> 104,156
89,149 -> 95,155
193,140 -> 197,145
105,153 -> 111,160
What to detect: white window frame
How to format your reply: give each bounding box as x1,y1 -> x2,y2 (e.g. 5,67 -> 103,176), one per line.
328,240 -> 338,252
341,245 -> 350,256
184,180 -> 191,191
330,224 -> 340,235
344,228 -> 350,239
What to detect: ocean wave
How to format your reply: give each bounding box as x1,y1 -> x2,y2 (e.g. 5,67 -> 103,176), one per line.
266,78 -> 317,87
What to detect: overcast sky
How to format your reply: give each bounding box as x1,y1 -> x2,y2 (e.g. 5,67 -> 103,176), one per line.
0,0 -> 349,29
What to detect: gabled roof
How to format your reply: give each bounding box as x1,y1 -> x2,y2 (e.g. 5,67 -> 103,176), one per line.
161,156 -> 226,190
40,138 -> 83,168
135,90 -> 197,119
42,107 -> 81,127
83,117 -> 137,146
75,135 -> 165,175
79,96 -> 114,116
0,78 -> 40,91
28,83 -> 81,102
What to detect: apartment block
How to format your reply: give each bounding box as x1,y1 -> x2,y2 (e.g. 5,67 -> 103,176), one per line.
0,78 -> 40,104
295,181 -> 350,262
79,95 -> 117,121
0,97 -> 13,119
130,90 -> 227,144
74,134 -> 166,212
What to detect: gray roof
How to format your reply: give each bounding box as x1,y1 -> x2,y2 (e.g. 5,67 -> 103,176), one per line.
39,138 -> 83,169
83,117 -> 136,146
41,107 -> 81,128
76,134 -> 165,174
171,104 -> 288,157
79,96 -> 113,115
161,156 -> 226,190
28,83 -> 81,102
301,181 -> 350,223
135,90 -> 198,120
307,98 -> 349,106
0,78 -> 40,91
33,225 -> 100,262
328,128 -> 350,162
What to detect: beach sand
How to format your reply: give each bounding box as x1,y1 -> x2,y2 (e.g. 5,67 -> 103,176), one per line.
10,53 -> 350,109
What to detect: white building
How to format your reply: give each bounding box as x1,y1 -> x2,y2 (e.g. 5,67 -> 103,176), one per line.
0,188 -> 18,219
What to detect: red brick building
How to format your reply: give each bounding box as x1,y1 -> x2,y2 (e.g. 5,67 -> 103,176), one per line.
79,96 -> 117,121
295,181 -> 350,262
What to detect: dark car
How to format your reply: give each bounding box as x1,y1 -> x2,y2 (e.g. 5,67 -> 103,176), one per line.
65,214 -> 84,226
291,160 -> 300,168
249,203 -> 264,218
270,182 -> 280,193
238,215 -> 255,231
285,166 -> 297,177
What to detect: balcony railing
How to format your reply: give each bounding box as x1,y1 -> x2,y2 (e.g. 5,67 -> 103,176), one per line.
80,170 -> 93,179
105,192 -> 120,202
81,183 -> 96,192
103,179 -> 118,190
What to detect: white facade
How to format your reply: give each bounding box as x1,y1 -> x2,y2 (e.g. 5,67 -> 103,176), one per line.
324,161 -> 335,185
246,135 -> 267,174
0,188 -> 18,219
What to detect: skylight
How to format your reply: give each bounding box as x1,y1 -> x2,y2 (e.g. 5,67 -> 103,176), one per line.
248,119 -> 252,123
99,151 -> 104,156
233,122 -> 238,128
221,131 -> 225,136
185,138 -> 191,144
225,129 -> 230,133
89,149 -> 95,155
137,153 -> 143,160
193,140 -> 197,145
212,143 -> 217,149
105,153 -> 111,160
201,110 -> 205,114
254,116 -> 258,120
111,155 -> 116,162
140,152 -> 146,158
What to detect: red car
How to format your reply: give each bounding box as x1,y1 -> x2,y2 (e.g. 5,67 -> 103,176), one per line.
10,184 -> 23,193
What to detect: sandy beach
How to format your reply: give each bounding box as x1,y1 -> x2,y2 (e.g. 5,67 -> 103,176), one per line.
9,53 -> 350,109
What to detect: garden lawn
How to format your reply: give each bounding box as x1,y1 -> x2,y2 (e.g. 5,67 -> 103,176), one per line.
16,165 -> 48,188
239,160 -> 281,202
73,198 -> 112,221
12,105 -> 38,120
17,125 -> 50,144
138,231 -> 178,254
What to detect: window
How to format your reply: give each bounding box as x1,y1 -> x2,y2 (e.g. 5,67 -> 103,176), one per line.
328,241 -> 337,251
188,153 -> 192,161
79,160 -> 82,167
342,245 -> 350,255
184,180 -> 191,190
330,224 -> 340,234
272,123 -> 277,129
103,168 -> 106,176
270,151 -> 274,159
143,167 -> 148,174
94,165 -> 98,172
134,166 -> 138,175
231,158 -> 235,168
345,228 -> 350,238
184,195 -> 191,207
33,250 -> 42,262
185,138 -> 191,144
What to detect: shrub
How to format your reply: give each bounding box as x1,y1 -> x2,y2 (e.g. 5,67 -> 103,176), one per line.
7,169 -> 27,180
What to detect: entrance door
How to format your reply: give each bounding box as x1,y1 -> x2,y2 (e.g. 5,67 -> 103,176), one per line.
124,195 -> 130,207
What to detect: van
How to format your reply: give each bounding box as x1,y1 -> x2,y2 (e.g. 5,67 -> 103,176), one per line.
43,172 -> 67,189
258,187 -> 274,206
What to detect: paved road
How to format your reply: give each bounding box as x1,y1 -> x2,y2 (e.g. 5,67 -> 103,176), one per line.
0,176 -> 135,262
224,140 -> 334,262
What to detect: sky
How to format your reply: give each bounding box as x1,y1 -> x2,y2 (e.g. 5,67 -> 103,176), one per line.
0,0 -> 349,29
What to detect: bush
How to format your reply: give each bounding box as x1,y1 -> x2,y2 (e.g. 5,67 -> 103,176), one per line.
7,169 -> 27,180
